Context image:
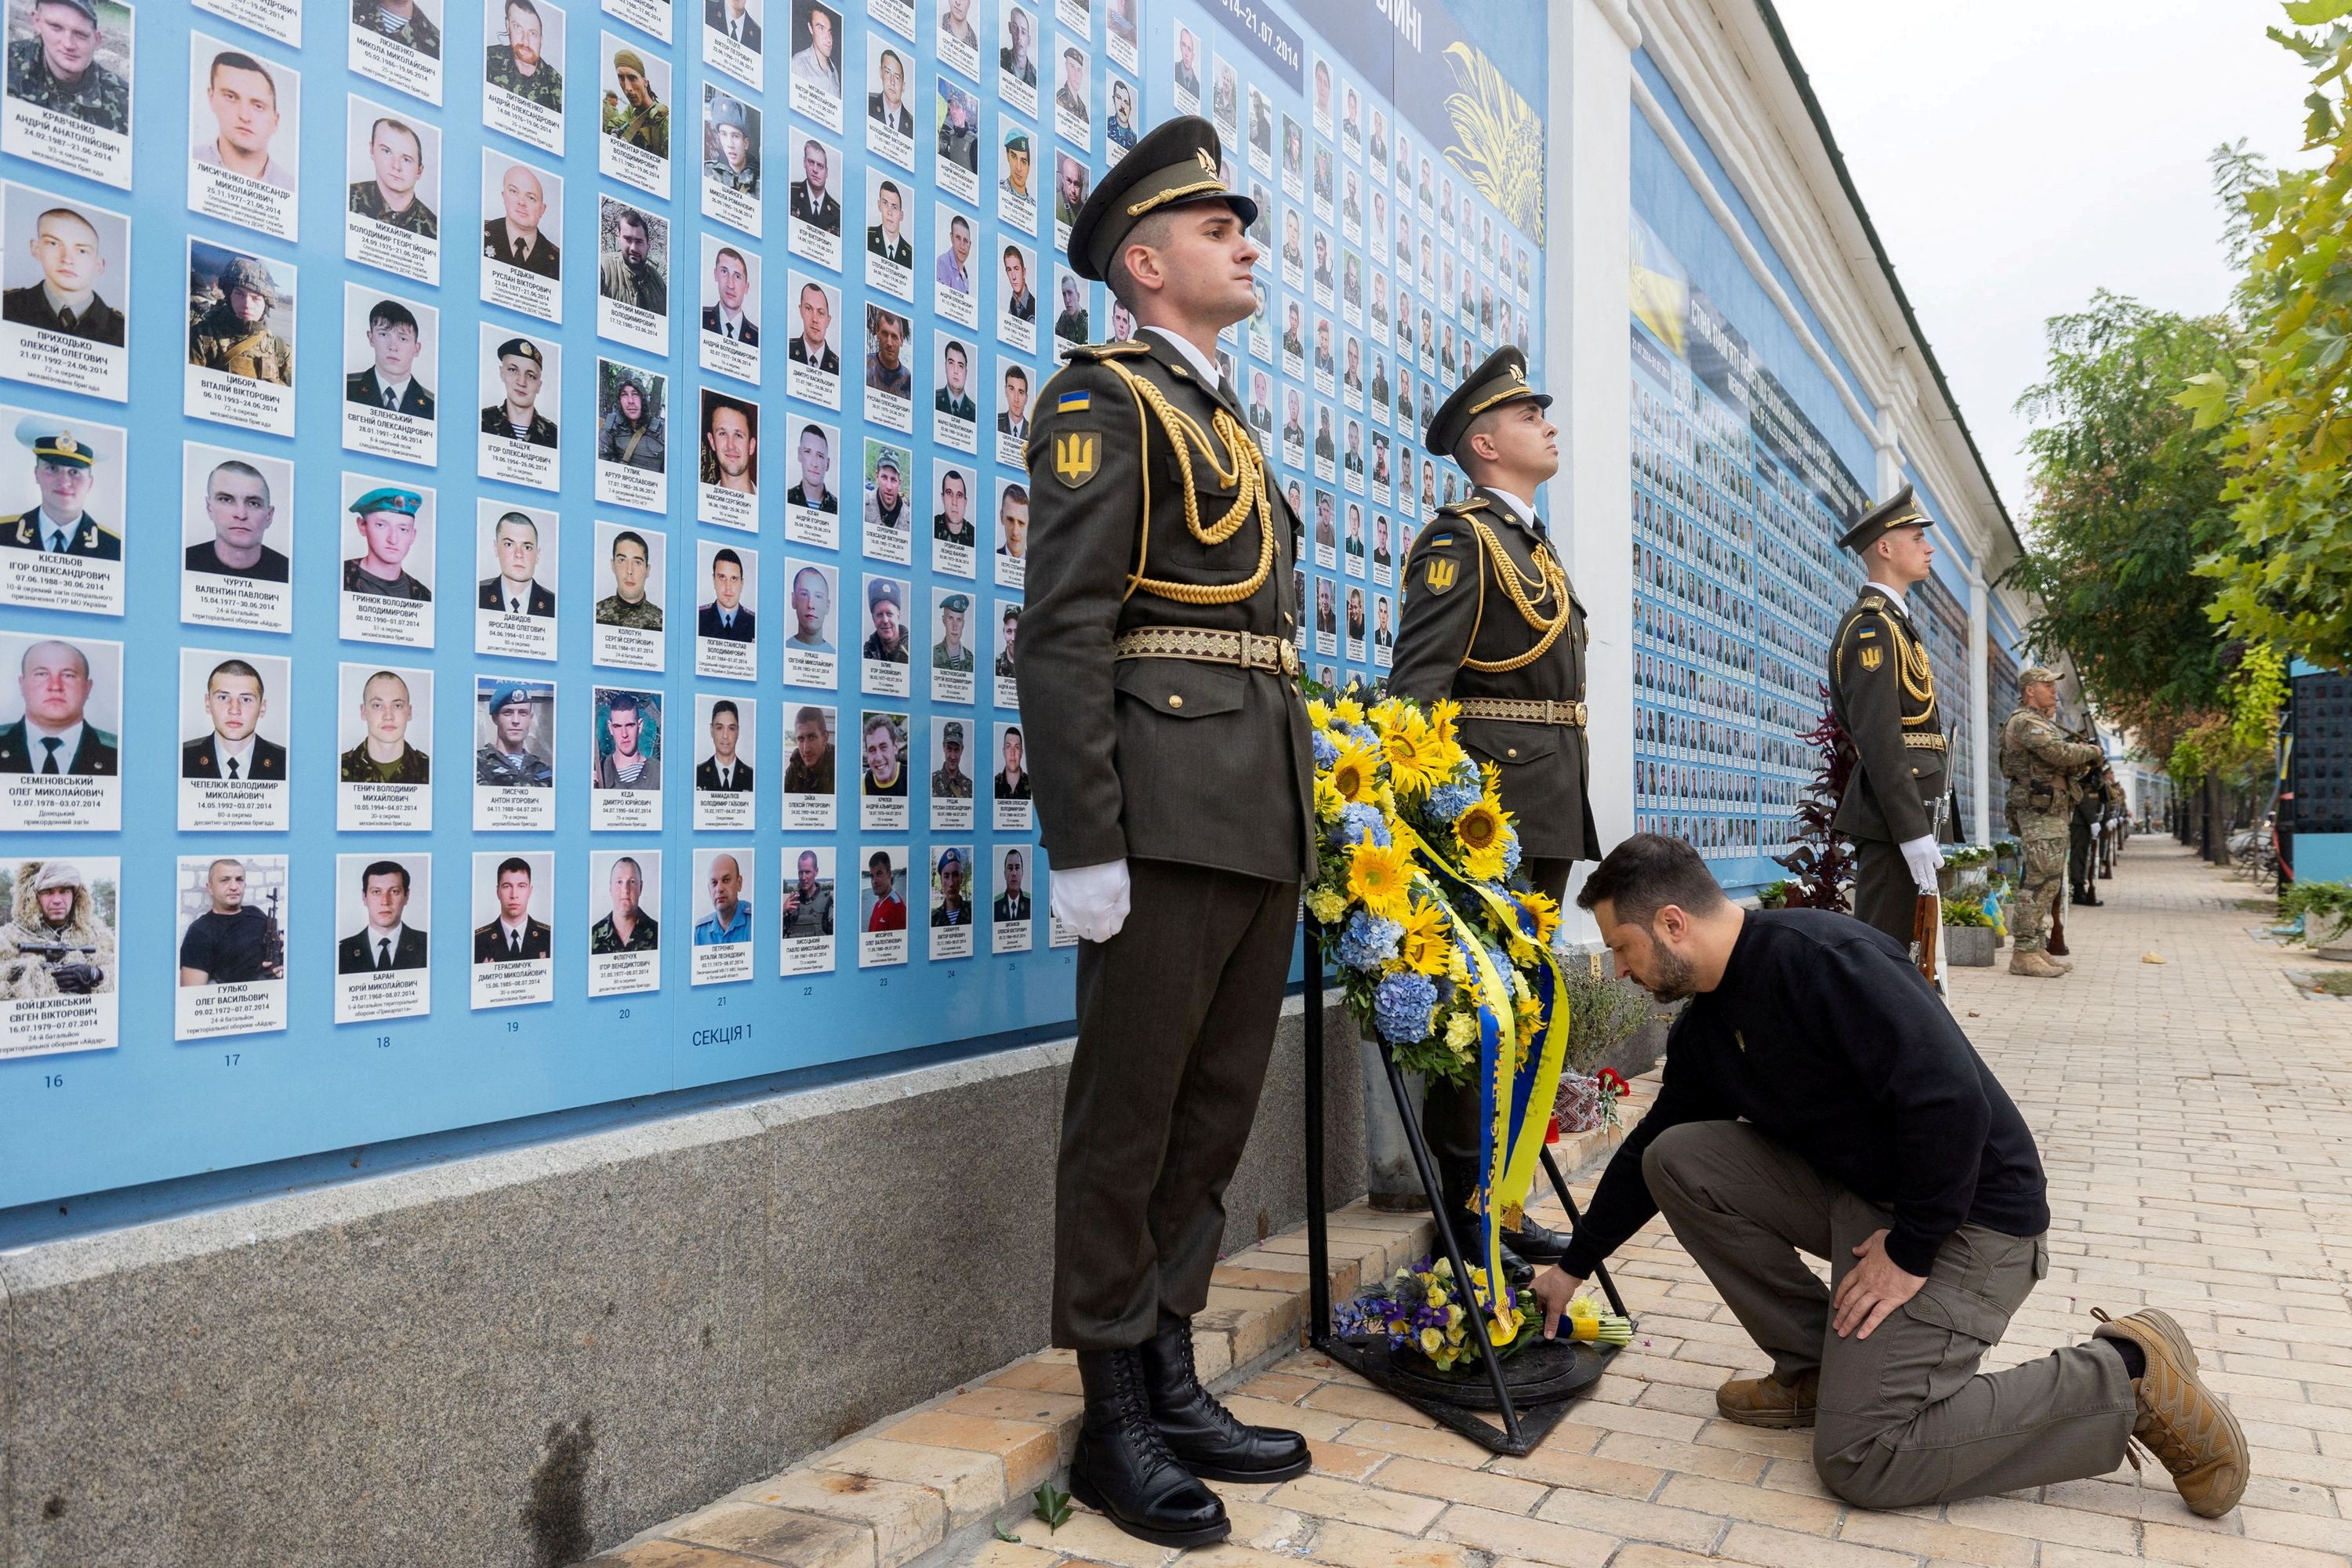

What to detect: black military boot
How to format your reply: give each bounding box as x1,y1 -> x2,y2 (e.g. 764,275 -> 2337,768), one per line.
1500,1209 -> 1572,1265
1438,1156 -> 1533,1284
1139,1319 -> 1311,1483
1069,1347 -> 1231,1548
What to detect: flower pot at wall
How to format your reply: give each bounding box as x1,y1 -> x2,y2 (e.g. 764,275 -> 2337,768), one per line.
1944,926 -> 1996,967
1936,864 -> 1958,897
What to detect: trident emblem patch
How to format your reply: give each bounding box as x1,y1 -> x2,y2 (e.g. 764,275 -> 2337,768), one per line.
1424,557 -> 1458,594
1053,430 -> 1100,488
1859,646 -> 1883,672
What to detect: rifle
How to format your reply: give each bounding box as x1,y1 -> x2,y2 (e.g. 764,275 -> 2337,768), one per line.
2048,882 -> 2068,957
262,887 -> 286,978
10,939 -> 103,993
1912,789 -> 1949,990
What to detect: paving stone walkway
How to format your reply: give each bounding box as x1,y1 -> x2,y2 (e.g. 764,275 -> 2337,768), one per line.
601,839 -> 2352,1567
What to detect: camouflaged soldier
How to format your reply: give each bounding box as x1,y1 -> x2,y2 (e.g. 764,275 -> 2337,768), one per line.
5,0 -> 129,134
1999,666 -> 2103,978
187,256 -> 292,385
1388,344 -> 1599,1274
929,719 -> 973,799
485,0 -> 563,107
351,0 -> 441,60
606,49 -> 669,158
1022,115 -> 1315,1549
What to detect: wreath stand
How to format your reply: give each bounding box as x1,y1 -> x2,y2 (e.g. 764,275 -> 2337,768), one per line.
1299,919 -> 1633,1457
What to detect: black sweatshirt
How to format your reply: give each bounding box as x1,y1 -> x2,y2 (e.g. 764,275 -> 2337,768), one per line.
1559,909 -> 2048,1280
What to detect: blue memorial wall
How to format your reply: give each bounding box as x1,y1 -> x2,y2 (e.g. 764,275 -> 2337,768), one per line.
0,0 -> 1547,1207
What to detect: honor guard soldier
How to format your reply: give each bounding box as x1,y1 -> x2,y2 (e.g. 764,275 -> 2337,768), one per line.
1388,346 -> 1601,1272
1021,115 -> 1315,1548
2069,750 -> 2113,906
1998,667 -> 2103,978
1826,485 -> 1950,949
189,256 -> 291,385
0,423 -> 118,560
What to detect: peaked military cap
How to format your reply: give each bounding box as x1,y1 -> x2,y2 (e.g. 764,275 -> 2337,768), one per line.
17,417 -> 94,469
2019,665 -> 2060,686
350,486 -> 423,518
1067,114 -> 1256,281
1428,346 -> 1551,460
1837,483 -> 1933,552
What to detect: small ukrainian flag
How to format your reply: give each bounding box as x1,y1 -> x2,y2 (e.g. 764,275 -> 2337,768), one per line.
1058,390 -> 1091,412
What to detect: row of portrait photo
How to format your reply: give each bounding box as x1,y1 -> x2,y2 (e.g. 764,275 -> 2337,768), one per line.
0,629 -> 1036,837
0,839 -> 1054,1061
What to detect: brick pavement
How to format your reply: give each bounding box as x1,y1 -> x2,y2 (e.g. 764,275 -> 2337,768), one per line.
593,839 -> 2352,1566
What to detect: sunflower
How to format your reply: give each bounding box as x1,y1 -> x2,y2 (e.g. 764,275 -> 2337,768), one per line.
1313,773 -> 1345,822
1515,887 -> 1563,948
1305,697 -> 1333,729
1396,898 -> 1453,976
1426,696 -> 1461,748
1454,797 -> 1515,880
1327,737 -> 1382,803
1347,840 -> 1414,919
1382,712 -> 1450,797
1331,695 -> 1367,726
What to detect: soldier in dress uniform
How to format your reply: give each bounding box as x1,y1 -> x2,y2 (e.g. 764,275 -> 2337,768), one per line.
188,256 -> 291,384
481,337 -> 558,448
0,424 -> 118,560
1824,485 -> 1950,950
1388,346 -> 1601,1272
930,719 -> 972,798
1998,667 -> 2103,978
5,0 -> 129,133
1021,114 -> 1315,1550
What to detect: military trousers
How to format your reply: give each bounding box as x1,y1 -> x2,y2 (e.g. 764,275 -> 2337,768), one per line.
2068,821 -> 2096,895
1849,837 -> 1922,953
1052,858 -> 1300,1350
1422,858 -> 1575,1173
1643,1120 -> 2133,1508
2009,820 -> 2069,954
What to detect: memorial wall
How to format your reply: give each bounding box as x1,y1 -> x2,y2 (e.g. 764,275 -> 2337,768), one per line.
0,0 -> 1547,1208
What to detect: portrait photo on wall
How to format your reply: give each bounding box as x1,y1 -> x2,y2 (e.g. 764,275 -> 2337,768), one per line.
1051,38 -> 1088,149
475,499 -> 557,660
857,707 -> 909,831
927,844 -> 974,960
0,855 -> 121,1058
702,0 -> 761,89
188,35 -> 296,241
934,205 -> 978,330
692,692 -> 754,832
786,0 -> 841,132
480,149 -> 561,321
781,556 -> 836,688
927,716 -> 971,830
343,285 -> 439,468
333,852 -> 430,1023
991,598 -> 1018,708
593,357 -> 667,513
863,36 -> 912,169
180,441 -> 292,634
185,238 -> 289,431
473,675 -> 554,831
936,0 -> 978,78
588,684 -> 662,832
995,238 -> 1036,354
860,437 -> 912,566
470,850 -> 552,1011
599,34 -> 670,193
690,846 -> 753,984
697,387 -> 758,532
336,661 -> 431,832
699,234 -> 760,380
5,184 -> 128,403
350,0 -> 441,103
855,842 -> 906,966
485,0 -> 565,151
477,327 -> 560,490
173,851 -> 288,1041
777,844 -> 833,974
694,537 -> 757,681
3,0 -> 132,187
996,3 -> 1036,114
345,98 -> 441,285
780,699 -> 834,829
782,417 -> 838,547
929,586 -> 974,704
0,408 -> 122,619
996,120 -> 1036,234
595,194 -> 668,354
591,518 -> 663,670
587,848 -> 659,997
701,85 -> 761,234
0,630 -> 121,832
338,477 -> 434,649
934,76 -> 979,203
989,842 -> 1032,952
859,573 -> 910,699
785,129 -> 841,272
177,646 -> 290,833
784,270 -> 840,407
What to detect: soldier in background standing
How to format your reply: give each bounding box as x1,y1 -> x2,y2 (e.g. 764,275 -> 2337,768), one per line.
2069,745 -> 2112,907
1999,667 -> 2103,978
1825,485 -> 1949,951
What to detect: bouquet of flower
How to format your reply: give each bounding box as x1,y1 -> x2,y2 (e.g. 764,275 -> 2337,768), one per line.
1302,690 -> 1574,1345
1335,1255 -> 1632,1374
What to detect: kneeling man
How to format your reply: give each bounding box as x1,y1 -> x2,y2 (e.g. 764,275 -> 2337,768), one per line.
1534,834 -> 2247,1518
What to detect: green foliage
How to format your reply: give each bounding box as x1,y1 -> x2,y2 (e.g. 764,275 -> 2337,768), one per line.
2007,293 -> 2238,753
1031,1483 -> 1073,1533
1940,898 -> 1994,928
2280,878 -> 2352,943
1944,844 -> 1994,868
1555,957 -> 1654,1075
1755,879 -> 1790,909
2168,645 -> 2285,787
2187,9 -> 2352,673
2314,969 -> 2352,995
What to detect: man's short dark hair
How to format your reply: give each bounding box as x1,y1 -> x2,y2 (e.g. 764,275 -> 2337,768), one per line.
368,299 -> 419,335
361,858 -> 411,895
710,546 -> 742,572
496,855 -> 533,880
1004,364 -> 1029,388
710,699 -> 739,721
613,205 -> 651,238
1574,833 -> 1730,928
611,529 -> 649,557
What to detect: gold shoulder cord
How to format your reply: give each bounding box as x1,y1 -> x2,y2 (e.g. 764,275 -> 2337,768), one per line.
1100,358 -> 1275,605
1462,520 -> 1571,673
1880,613 -> 1940,725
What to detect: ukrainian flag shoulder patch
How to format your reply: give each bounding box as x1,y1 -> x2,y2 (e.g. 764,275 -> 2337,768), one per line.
1057,390 -> 1091,412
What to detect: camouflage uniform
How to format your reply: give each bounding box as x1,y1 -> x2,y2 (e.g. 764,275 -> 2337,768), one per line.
595,593 -> 663,630
474,745 -> 554,788
4,37 -> 129,132
187,299 -> 292,384
352,0 -> 441,57
607,100 -> 669,158
485,45 -> 562,107
1998,702 -> 2103,956
349,182 -> 440,238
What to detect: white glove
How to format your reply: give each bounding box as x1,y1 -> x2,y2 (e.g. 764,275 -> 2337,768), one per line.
1898,835 -> 1944,895
1051,858 -> 1131,943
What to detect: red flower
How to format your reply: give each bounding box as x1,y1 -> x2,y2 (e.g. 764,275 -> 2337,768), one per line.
1595,1068 -> 1628,1094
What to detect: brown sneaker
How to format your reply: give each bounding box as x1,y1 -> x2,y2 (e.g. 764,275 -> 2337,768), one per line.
2092,1308 -> 2249,1517
1715,1367 -> 1818,1428
2009,950 -> 2066,978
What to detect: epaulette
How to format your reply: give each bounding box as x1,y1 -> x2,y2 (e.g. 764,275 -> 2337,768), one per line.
1436,497 -> 1490,517
1858,594 -> 1886,612
1061,339 -> 1152,362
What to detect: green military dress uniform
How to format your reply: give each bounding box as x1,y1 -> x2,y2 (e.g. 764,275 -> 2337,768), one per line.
485,45 -> 562,107
1020,120 -> 1316,1366
4,34 -> 129,132
1998,682 -> 2102,958
1386,347 -> 1599,1267
1825,487 -> 1950,949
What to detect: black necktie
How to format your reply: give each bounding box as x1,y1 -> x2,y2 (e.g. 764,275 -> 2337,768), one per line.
227,756 -> 241,779
39,736 -> 60,775
383,387 -> 397,408
376,937 -> 391,971
48,529 -> 66,554
508,931 -> 520,958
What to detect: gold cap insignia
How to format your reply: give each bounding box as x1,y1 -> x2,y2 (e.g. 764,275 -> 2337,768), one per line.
1196,147 -> 1217,172
56,433 -> 77,455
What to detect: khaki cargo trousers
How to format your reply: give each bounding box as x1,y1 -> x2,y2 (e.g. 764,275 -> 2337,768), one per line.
1643,1120 -> 2134,1508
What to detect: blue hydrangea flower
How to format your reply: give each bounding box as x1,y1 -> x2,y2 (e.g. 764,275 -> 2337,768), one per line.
1425,778 -> 1481,823
1312,729 -> 1338,768
1501,831 -> 1523,877
1339,802 -> 1392,848
1336,909 -> 1403,972
1374,971 -> 1439,1043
